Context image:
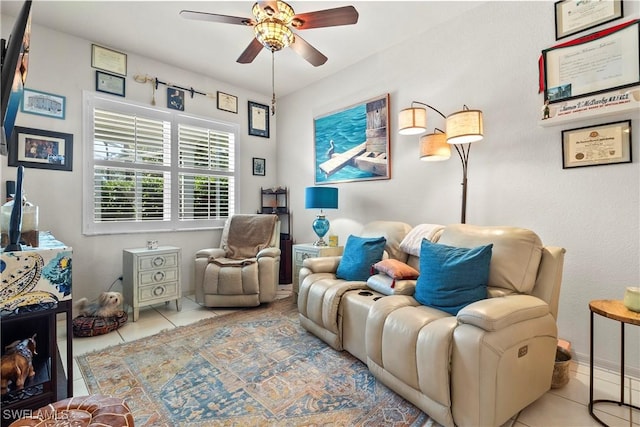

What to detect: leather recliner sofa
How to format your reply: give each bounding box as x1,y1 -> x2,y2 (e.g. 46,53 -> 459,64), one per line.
298,221 -> 566,427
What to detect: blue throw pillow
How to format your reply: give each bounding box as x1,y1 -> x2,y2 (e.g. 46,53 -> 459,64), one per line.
336,235 -> 387,281
414,239 -> 492,315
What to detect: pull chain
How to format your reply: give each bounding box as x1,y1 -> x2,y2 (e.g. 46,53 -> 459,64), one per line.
271,51 -> 276,116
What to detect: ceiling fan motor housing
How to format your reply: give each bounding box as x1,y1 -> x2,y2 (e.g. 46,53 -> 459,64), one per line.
252,1 -> 296,51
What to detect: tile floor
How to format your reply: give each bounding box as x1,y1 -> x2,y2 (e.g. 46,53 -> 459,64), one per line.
58,285 -> 639,427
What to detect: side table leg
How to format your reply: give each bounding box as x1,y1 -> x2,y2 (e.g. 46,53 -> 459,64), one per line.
133,307 -> 139,322
589,310 -> 595,415
620,322 -> 625,404
176,298 -> 182,312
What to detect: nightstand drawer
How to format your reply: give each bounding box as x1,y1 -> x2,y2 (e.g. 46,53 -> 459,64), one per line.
138,253 -> 178,270
139,268 -> 178,286
138,282 -> 179,302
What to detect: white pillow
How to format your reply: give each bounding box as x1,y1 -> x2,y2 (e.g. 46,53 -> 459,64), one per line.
399,224 -> 445,256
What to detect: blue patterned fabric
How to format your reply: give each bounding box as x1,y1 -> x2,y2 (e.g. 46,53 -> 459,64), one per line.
336,235 -> 386,281
415,239 -> 492,315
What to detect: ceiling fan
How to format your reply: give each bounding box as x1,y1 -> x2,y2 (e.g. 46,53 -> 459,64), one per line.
180,1 -> 359,67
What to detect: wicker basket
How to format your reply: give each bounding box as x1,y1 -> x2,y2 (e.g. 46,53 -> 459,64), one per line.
551,346 -> 572,388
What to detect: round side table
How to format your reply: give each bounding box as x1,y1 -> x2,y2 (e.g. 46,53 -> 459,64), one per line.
589,299 -> 640,426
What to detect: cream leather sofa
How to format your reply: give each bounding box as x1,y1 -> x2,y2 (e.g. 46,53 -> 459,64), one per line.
298,221 -> 565,427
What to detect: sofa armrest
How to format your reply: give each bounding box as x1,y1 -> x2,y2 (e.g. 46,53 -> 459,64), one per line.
196,248 -> 226,259
456,295 -> 550,332
257,247 -> 281,258
302,256 -> 342,273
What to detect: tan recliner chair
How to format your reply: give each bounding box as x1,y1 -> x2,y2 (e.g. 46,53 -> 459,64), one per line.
195,214 -> 281,307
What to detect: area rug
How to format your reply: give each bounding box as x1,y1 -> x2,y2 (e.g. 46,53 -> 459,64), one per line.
76,296 -> 437,426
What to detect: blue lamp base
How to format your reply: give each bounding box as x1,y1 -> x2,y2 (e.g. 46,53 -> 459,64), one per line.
312,214 -> 330,246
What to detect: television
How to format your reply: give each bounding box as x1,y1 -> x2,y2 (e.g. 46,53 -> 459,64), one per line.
1,0 -> 32,155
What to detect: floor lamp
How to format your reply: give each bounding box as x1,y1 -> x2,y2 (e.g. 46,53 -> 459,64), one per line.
398,102 -> 483,224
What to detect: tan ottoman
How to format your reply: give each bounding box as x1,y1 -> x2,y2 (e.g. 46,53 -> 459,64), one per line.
9,395 -> 134,426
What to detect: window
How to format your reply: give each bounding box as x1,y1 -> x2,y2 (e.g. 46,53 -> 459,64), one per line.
83,92 -> 237,235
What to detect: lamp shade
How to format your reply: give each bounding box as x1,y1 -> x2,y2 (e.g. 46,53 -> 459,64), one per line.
305,186 -> 338,209
398,107 -> 427,135
420,132 -> 451,161
446,108 -> 483,145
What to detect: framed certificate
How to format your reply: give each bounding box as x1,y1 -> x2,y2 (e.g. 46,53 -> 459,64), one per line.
217,91 -> 238,114
562,120 -> 632,169
543,20 -> 640,103
555,0 -> 623,40
96,71 -> 125,97
248,101 -> 270,138
91,44 -> 127,76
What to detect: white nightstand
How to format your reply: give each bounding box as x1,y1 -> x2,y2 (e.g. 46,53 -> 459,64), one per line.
122,246 -> 182,321
292,243 -> 343,296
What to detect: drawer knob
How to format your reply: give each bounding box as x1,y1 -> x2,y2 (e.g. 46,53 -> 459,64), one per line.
153,286 -> 165,296
153,271 -> 165,282
152,256 -> 165,267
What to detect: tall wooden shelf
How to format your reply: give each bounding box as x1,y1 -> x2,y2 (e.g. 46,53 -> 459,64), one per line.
259,187 -> 292,284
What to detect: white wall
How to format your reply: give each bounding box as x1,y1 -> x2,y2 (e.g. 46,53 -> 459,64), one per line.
277,2 -> 640,373
0,17 -> 279,302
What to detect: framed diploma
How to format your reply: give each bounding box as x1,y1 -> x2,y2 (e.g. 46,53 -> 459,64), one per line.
96,71 -> 125,97
248,101 -> 270,138
91,44 -> 127,76
217,91 -> 238,113
555,0 -> 623,40
543,20 -> 640,104
562,120 -> 631,169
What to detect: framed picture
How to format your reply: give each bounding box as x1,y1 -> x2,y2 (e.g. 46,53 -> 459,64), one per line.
314,93 -> 390,184
253,157 -> 265,176
21,88 -> 65,119
96,71 -> 125,97
8,126 -> 73,171
555,0 -> 623,40
248,101 -> 270,138
217,91 -> 238,114
562,120 -> 631,169
167,88 -> 185,111
542,20 -> 640,103
91,44 -> 127,76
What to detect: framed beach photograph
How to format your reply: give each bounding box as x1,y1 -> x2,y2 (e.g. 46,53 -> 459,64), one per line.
248,101 -> 270,138
555,0 -> 623,40
91,44 -> 127,76
253,157 -> 265,176
562,120 -> 631,169
21,88 -> 66,119
96,70 -> 125,97
217,91 -> 238,113
9,126 -> 73,171
313,93 -> 390,184
543,20 -> 640,103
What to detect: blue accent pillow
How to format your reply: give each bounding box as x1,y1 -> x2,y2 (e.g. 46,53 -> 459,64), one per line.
336,235 -> 387,281
414,239 -> 493,315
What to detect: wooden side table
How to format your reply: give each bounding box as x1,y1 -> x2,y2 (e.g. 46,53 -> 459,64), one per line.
123,246 -> 182,321
589,299 -> 640,426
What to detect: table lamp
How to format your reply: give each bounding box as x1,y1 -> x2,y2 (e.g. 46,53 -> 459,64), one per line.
305,186 -> 338,246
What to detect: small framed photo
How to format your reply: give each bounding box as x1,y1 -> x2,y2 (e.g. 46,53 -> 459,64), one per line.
554,0 -> 623,40
248,101 -> 270,138
562,120 -> 632,169
217,91 -> 238,114
253,157 -> 266,176
21,88 -> 66,119
168,88 -> 185,111
91,44 -> 127,76
9,126 -> 73,172
96,71 -> 125,97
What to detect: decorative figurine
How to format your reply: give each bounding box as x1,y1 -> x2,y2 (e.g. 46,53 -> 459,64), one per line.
542,100 -> 550,120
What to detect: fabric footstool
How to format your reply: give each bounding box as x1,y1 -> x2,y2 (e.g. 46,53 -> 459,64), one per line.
9,395 -> 134,426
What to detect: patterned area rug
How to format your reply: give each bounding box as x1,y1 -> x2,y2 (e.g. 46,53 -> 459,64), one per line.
76,297 -> 436,426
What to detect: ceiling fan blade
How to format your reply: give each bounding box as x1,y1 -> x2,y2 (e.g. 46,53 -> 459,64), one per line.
237,38 -> 264,64
290,34 -> 327,67
180,10 -> 255,26
292,6 -> 359,30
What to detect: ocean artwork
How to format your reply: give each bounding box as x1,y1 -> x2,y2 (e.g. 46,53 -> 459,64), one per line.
314,94 -> 390,184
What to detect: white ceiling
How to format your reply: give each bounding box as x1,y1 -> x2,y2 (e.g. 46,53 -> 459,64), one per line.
1,1 -> 485,97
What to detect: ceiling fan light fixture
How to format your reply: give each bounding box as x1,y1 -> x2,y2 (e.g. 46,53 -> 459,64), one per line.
252,1 -> 295,23
254,19 -> 294,51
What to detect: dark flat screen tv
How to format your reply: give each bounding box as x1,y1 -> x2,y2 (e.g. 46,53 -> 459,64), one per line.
1,0 -> 32,154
